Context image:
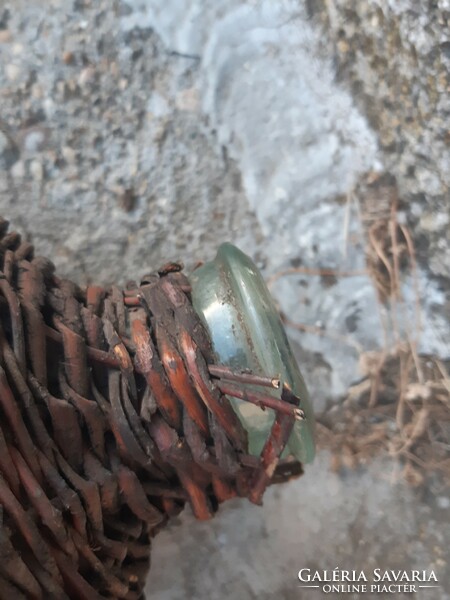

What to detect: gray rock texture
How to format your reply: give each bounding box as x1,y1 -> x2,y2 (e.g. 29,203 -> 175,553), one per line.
149,454 -> 450,600
0,0 -> 448,598
310,0 -> 450,280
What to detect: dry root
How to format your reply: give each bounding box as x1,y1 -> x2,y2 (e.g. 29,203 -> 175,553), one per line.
273,175 -> 449,489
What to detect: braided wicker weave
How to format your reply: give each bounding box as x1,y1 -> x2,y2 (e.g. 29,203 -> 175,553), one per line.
0,218 -> 303,599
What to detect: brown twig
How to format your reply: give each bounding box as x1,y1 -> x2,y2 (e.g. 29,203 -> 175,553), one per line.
215,381 -> 305,421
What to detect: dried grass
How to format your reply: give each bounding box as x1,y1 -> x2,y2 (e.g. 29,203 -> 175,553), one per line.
317,347 -> 450,488
273,177 -> 450,488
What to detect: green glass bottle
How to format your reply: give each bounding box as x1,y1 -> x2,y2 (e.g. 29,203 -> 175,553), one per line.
190,243 -> 315,464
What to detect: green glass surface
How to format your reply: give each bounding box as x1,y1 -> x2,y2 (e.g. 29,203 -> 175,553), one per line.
189,243 -> 315,464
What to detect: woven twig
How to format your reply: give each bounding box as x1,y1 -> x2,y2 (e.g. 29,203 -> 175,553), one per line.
0,218 -> 303,599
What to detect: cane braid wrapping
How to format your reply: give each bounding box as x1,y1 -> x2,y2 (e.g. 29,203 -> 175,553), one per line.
0,218 -> 303,599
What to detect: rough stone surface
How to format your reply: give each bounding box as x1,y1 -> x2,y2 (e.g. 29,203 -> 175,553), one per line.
120,0 -> 449,406
149,454 -> 450,600
310,0 -> 450,281
0,1 -> 259,284
0,0 -> 448,598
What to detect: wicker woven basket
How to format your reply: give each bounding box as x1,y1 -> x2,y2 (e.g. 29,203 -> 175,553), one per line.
0,218 -> 303,599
